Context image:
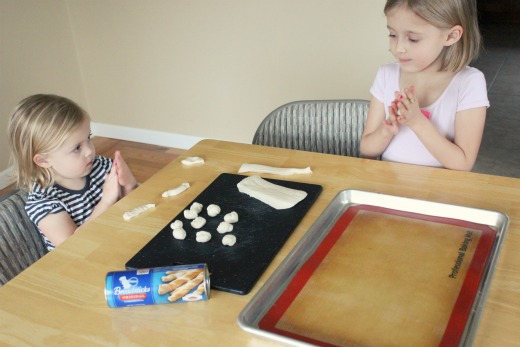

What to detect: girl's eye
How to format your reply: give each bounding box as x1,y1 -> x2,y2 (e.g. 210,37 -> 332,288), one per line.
388,34 -> 396,39
73,145 -> 81,153
409,38 -> 419,43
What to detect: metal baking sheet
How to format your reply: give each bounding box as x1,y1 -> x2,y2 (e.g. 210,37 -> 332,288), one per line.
238,189 -> 509,347
125,173 -> 322,295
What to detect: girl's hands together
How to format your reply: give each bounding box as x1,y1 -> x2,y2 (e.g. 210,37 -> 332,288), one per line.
114,150 -> 138,196
391,86 -> 424,127
86,162 -> 121,222
384,105 -> 400,136
101,164 -> 121,206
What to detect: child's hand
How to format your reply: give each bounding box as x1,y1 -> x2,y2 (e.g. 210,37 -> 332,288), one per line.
393,86 -> 424,127
86,167 -> 121,221
382,104 -> 400,136
100,167 -> 121,206
114,150 -> 138,196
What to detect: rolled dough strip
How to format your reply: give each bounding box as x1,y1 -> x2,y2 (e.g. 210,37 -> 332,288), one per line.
181,156 -> 204,166
237,175 -> 307,210
123,203 -> 156,221
238,163 -> 312,175
162,182 -> 190,197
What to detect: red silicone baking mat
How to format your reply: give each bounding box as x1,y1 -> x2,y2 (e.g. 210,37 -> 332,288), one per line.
258,204 -> 496,347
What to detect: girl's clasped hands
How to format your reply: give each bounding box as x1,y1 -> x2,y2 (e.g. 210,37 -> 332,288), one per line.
102,150 -> 139,207
385,85 -> 431,135
386,86 -> 429,127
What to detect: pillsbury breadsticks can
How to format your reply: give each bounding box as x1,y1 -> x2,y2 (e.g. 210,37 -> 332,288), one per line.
105,263 -> 210,308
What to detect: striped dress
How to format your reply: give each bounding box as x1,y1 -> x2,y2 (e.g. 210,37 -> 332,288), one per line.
26,155 -> 113,251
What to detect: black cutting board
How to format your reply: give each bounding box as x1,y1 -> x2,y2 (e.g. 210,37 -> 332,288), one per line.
125,173 -> 322,295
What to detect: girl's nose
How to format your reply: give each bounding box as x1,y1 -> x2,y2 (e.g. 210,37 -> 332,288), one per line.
85,142 -> 95,156
395,38 -> 406,54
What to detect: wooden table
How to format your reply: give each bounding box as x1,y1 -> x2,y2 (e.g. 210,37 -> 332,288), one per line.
0,139 -> 519,346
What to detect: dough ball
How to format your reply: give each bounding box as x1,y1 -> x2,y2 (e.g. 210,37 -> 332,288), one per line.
207,204 -> 221,217
196,231 -> 212,243
190,202 -> 203,213
224,211 -> 239,223
172,227 -> 187,240
191,216 -> 206,229
170,220 -> 183,229
217,222 -> 233,234
222,234 -> 236,246
183,209 -> 198,219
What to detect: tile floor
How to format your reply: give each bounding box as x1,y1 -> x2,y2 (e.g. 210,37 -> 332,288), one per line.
472,22 -> 520,178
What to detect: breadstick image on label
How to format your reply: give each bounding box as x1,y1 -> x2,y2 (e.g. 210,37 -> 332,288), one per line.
158,278 -> 188,295
161,271 -> 177,282
160,269 -> 203,297
193,283 -> 205,295
168,272 -> 205,302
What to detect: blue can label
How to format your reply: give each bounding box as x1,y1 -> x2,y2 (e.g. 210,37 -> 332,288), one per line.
105,264 -> 210,308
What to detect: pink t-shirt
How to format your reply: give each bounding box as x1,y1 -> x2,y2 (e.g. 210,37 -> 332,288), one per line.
370,63 -> 489,167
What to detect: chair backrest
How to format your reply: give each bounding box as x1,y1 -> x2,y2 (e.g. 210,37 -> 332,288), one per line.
0,189 -> 47,286
253,99 -> 370,157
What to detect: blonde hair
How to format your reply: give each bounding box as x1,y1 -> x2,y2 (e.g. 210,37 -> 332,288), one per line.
384,0 -> 481,72
7,94 -> 90,191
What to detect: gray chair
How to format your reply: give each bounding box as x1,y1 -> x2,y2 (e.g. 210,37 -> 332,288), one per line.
253,99 -> 370,157
0,189 -> 47,286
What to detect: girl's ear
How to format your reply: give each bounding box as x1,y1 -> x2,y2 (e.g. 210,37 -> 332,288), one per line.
445,25 -> 463,46
33,154 -> 51,168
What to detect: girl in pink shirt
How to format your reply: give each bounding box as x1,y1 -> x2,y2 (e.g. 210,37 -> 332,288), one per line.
360,0 -> 489,170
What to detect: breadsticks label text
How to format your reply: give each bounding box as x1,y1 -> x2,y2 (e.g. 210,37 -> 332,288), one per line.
105,264 -> 210,308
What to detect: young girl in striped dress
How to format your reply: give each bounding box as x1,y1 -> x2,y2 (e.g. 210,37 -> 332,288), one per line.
8,94 -> 138,251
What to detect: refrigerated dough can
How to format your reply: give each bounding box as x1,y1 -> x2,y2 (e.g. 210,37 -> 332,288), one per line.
105,263 -> 210,308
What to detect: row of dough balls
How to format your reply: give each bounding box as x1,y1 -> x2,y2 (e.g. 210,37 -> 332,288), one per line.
171,202 -> 238,246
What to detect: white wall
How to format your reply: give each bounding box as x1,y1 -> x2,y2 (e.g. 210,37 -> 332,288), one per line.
0,0 -> 87,187
0,0 -> 390,187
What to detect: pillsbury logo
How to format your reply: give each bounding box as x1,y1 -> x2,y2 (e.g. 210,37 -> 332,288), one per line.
112,275 -> 151,295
